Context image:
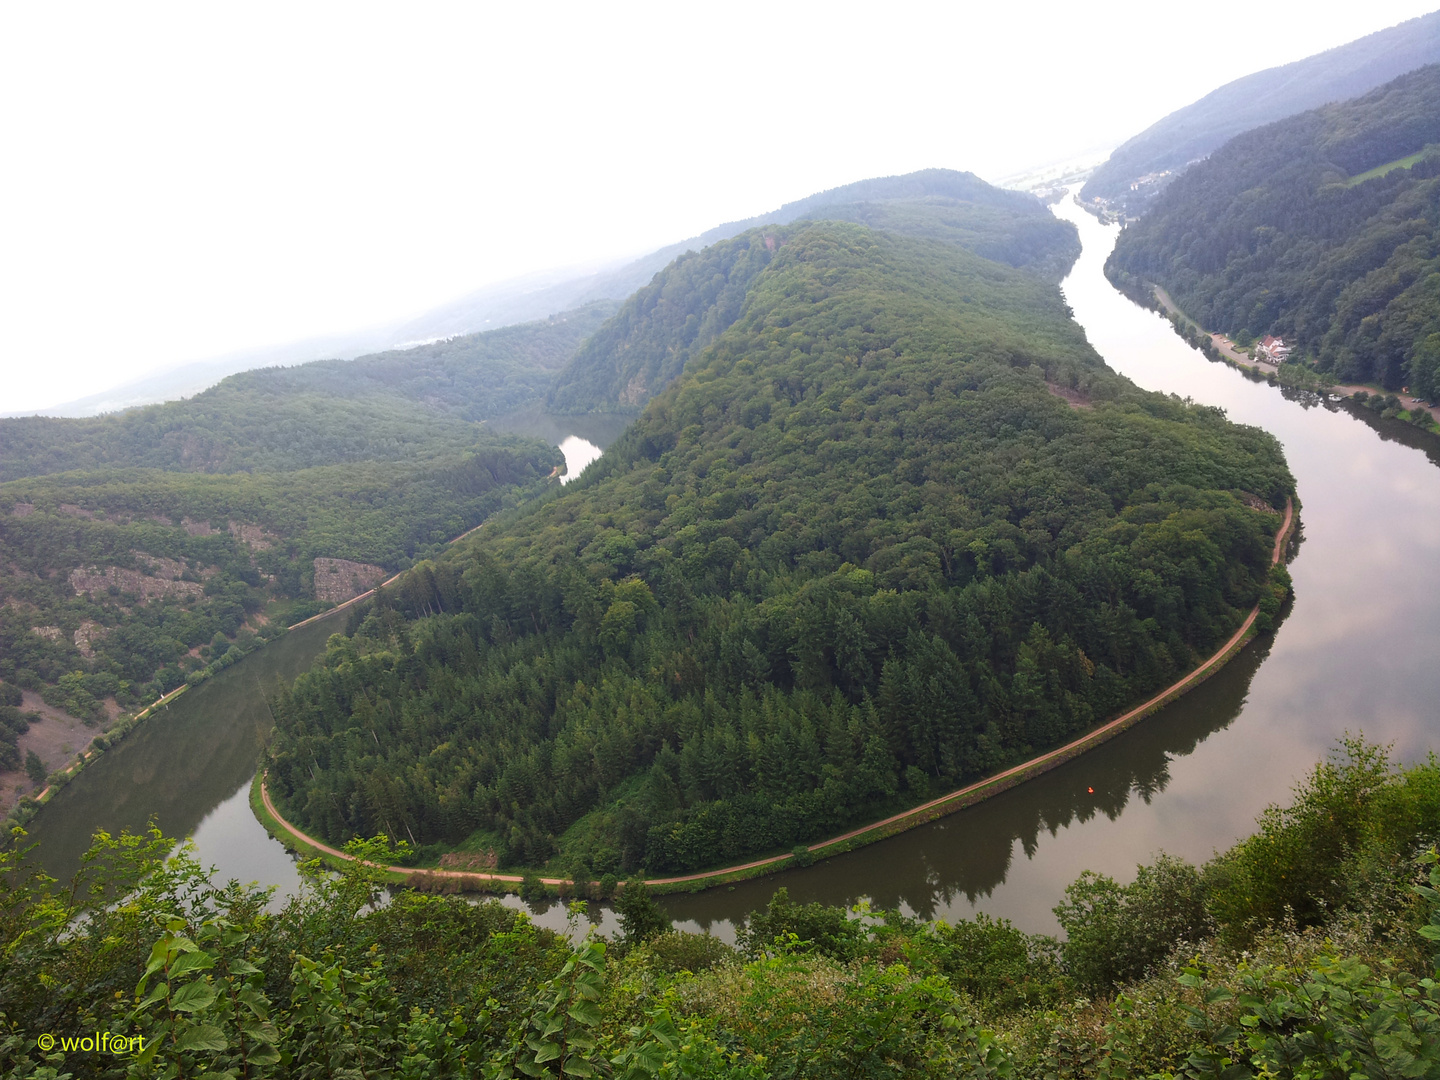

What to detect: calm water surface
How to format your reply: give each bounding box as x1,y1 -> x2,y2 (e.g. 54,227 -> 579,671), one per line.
25,207 -> 1440,940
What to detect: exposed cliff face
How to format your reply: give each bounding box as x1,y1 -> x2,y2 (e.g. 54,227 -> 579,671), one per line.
312,558 -> 386,604
68,552 -> 210,604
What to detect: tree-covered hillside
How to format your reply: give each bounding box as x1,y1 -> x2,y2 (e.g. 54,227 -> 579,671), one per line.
1,305 -> 612,482
0,311 -> 600,729
1107,64 -> 1440,396
545,171 -> 1079,414
1081,9 -> 1440,213
266,218 -> 1293,879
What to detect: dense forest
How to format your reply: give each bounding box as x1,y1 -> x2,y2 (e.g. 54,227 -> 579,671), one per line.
546,176 -> 1079,414
1107,64 -> 1440,397
0,442 -> 557,718
4,739 -> 1437,1077
1081,10 -> 1440,212
266,213 -> 1293,879
0,308 -> 604,728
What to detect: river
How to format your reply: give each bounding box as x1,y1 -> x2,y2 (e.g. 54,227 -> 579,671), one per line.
23,204 -> 1440,940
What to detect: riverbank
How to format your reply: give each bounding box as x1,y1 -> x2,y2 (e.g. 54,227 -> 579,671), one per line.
1146,282 -> 1440,434
256,499 -> 1296,897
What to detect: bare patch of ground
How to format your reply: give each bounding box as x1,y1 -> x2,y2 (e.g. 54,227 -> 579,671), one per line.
0,692 -> 93,815
313,558 -> 387,603
1238,492 -> 1281,514
1046,381 -> 1091,409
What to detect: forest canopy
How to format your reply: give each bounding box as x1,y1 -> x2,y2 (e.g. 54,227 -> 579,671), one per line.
545,178 -> 1079,414
0,309 -> 597,717
1107,64 -> 1440,396
266,217 -> 1293,879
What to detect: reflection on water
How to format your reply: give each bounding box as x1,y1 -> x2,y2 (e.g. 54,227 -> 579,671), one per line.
558,436 -> 603,483
665,630 -> 1273,938
20,205 -> 1440,942
24,614 -> 343,888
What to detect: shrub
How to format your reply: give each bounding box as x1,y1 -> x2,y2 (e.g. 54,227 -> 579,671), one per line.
646,931 -> 736,974
1055,854 -> 1211,991
738,887 -> 864,960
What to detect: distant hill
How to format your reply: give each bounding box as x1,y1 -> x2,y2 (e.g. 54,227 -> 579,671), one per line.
545,170 -> 1079,414
1082,10 -> 1440,213
0,304 -> 614,482
29,171 -> 1065,418
1107,64 -> 1440,395
0,310 -> 617,723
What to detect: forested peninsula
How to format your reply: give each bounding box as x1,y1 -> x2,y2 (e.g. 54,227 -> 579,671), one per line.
265,194 -> 1294,882
0,308 -> 620,799
1107,64 -> 1440,398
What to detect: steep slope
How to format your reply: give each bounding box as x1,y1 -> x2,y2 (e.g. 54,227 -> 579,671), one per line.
1107,64 -> 1440,393
266,219 -> 1292,877
0,312 -> 598,722
545,171 -> 1078,413
1082,10 -> 1440,214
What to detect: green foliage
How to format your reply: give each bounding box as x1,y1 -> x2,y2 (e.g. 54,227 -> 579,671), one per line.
616,881 -> 673,945
547,173 -> 1079,415
484,936 -> 608,1079
1054,854 -> 1213,991
267,217 -> 1292,876
0,308 -> 573,718
1082,13 -> 1440,208
2,739 -> 1439,1078
1110,64 -> 1440,392
736,886 -> 864,960
1206,737 -> 1401,942
929,912 -> 1068,1015
642,931 -> 735,975
0,306 -> 610,482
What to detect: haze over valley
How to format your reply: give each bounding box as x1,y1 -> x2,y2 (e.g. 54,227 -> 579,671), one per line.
5,6 -> 1440,1077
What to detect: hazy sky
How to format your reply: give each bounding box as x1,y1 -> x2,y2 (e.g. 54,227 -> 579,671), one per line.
3,1 -> 1437,414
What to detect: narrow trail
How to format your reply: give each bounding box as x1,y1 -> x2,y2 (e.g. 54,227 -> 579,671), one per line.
259,498 -> 1295,893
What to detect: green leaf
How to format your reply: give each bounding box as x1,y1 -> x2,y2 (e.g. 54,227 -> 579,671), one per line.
173,1023 -> 227,1051
170,980 -> 218,1013
568,1000 -> 602,1026
136,982 -> 170,1011
169,950 -> 216,977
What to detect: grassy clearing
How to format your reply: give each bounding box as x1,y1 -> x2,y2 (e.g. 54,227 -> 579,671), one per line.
1343,148 -> 1435,186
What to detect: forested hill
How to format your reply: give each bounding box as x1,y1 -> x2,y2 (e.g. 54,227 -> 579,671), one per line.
267,218 -> 1293,880
0,310 -> 609,748
1107,64 -> 1440,395
683,167 -> 1077,279
1081,9 -> 1440,214
0,303 -> 614,482
384,169 -> 1071,356
545,172 -> 1079,414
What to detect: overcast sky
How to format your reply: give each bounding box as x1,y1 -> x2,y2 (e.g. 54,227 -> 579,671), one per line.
3,1 -> 1437,414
